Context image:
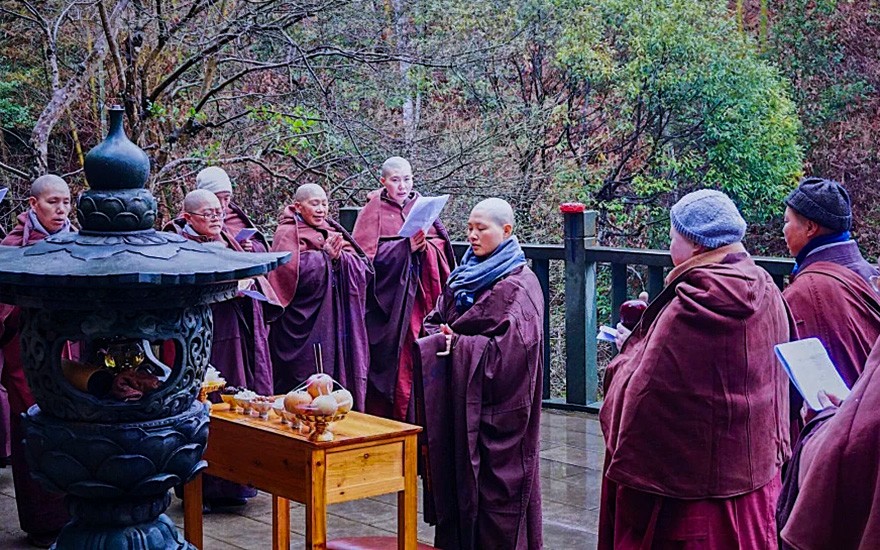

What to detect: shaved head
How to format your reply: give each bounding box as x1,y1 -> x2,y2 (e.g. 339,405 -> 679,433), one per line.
30,174 -> 69,198
381,156 -> 412,178
471,198 -> 515,230
294,183 -> 327,203
184,189 -> 220,212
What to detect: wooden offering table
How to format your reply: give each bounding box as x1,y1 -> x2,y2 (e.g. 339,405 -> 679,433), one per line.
183,407 -> 422,549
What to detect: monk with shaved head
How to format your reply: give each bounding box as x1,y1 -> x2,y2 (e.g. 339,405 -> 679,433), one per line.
1,175 -> 74,546
352,156 -> 455,419
267,184 -> 370,407
414,198 -> 543,549
167,189 -> 279,511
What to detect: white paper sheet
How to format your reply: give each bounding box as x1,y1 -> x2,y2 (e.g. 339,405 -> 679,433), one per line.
775,338 -> 851,410
235,227 -> 257,242
397,194 -> 450,238
597,325 -> 617,342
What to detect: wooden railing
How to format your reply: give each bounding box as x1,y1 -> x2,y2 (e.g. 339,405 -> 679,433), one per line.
338,206 -> 795,413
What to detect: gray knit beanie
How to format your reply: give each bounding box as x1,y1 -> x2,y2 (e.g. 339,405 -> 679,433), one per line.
784,176 -> 852,232
670,189 -> 747,249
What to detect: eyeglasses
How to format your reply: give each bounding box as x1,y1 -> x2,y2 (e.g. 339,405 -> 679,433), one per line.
187,210 -> 224,221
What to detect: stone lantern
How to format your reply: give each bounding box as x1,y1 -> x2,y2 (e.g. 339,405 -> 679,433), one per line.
0,106 -> 288,548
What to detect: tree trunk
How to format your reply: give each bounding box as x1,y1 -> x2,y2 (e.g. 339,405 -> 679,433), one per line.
28,0 -> 131,176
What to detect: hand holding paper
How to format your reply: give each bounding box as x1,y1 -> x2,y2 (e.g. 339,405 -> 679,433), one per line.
398,194 -> 450,238
775,338 -> 851,410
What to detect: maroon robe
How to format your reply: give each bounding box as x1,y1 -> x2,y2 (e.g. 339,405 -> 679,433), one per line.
779,337 -> 880,549
267,207 -> 371,408
783,260 -> 880,442
0,211 -> 71,536
164,201 -> 268,252
172,225 -> 276,502
223,202 -> 269,252
414,265 -> 543,550
353,190 -> 455,420
599,244 -> 792,549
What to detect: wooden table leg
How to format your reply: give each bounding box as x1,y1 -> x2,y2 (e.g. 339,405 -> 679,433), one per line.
306,450 -> 327,549
183,474 -> 204,549
399,435 -> 418,550
273,495 -> 291,550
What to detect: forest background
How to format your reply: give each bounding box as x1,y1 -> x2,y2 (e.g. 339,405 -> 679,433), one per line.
1,0 -> 878,393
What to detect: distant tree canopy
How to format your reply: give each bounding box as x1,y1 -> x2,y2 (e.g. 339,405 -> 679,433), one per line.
0,0 -> 857,254
552,0 -> 801,245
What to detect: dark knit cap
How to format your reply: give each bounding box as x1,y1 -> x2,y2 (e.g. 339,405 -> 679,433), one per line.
670,189 -> 747,249
785,177 -> 852,232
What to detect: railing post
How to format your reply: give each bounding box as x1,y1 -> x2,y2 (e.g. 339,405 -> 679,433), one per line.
561,204 -> 598,406
610,263 -> 628,326
338,206 -> 361,233
531,259 -> 552,400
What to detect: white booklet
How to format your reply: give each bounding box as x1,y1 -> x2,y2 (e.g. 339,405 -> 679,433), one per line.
397,194 -> 450,238
774,338 -> 851,410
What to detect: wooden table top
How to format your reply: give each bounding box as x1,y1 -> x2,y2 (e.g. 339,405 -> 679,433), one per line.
208,404 -> 422,449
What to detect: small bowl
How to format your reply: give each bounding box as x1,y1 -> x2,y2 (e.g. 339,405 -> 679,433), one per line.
220,394 -> 237,410
233,396 -> 253,414
272,398 -> 286,422
281,409 -> 302,429
251,398 -> 273,420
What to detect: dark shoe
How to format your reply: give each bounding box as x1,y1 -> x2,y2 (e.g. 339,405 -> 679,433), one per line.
205,497 -> 247,510
26,532 -> 58,548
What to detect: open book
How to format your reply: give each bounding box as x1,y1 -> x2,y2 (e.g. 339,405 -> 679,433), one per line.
775,338 -> 851,410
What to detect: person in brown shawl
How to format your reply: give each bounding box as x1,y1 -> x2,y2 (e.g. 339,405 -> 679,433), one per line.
777,330 -> 880,549
168,189 -> 278,510
414,198 -> 543,550
267,184 -> 371,408
0,175 -> 72,547
352,157 -> 455,419
601,190 -> 792,550
781,177 -> 880,441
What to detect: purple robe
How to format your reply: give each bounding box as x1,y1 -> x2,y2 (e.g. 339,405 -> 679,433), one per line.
779,337 -> 880,548
173,229 -> 275,502
352,190 -> 455,419
414,265 -> 543,550
268,214 -> 370,409
0,212 -> 71,536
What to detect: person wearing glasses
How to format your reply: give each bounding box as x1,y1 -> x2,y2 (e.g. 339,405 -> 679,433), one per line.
780,177 -> 880,442
194,166 -> 269,252
169,189 -> 280,511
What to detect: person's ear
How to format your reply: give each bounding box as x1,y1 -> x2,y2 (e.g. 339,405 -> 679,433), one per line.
28,196 -> 37,209
293,202 -> 303,215
503,223 -> 513,238
183,212 -> 193,224
806,219 -> 822,239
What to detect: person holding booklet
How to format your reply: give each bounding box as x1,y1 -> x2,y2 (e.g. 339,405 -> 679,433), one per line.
600,190 -> 793,549
776,335 -> 880,549
195,166 -> 270,252
780,176 -> 880,440
167,189 -> 280,510
352,156 -> 456,419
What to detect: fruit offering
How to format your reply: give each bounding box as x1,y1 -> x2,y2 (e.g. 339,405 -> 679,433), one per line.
619,299 -> 648,330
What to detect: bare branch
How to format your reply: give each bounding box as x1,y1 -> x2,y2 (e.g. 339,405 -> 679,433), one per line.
0,160 -> 30,180
98,0 -> 128,94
